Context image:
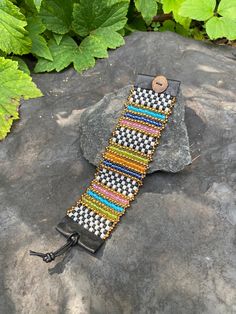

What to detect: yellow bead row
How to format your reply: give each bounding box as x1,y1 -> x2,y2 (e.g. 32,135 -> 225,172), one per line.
107,145 -> 150,165
81,193 -> 122,222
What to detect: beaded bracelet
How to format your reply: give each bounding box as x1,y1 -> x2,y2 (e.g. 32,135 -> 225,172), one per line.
30,74 -> 181,263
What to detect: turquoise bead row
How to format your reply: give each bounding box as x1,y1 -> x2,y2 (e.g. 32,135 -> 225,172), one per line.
127,105 -> 166,120
87,190 -> 124,212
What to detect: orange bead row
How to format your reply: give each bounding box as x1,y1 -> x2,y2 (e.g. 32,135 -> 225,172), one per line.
103,151 -> 147,174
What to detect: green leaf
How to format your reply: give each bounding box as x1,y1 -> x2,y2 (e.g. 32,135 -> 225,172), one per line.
118,28 -> 126,36
40,0 -> 74,34
175,23 -> 191,37
0,57 -> 42,141
35,29 -> 125,73
134,0 -> 158,24
26,16 -> 52,60
159,20 -> 176,32
107,0 -> 129,4
217,0 -> 236,19
35,36 -> 76,72
53,33 -> 63,45
162,0 -> 191,29
206,16 -> 236,40
21,0 -> 42,13
151,21 -> 160,31
72,38 -> 97,73
33,0 -> 42,11
0,0 -> 31,54
0,51 -> 7,57
162,0 -> 177,13
191,27 -> 205,40
72,0 -> 128,37
21,0 -> 37,14
179,0 -> 216,21
11,57 -> 30,74
36,0 -> 128,74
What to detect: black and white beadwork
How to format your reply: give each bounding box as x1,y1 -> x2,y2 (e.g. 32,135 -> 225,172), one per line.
64,78 -> 178,243
129,87 -> 173,113
111,126 -> 156,155
68,203 -> 113,239
96,167 -> 139,198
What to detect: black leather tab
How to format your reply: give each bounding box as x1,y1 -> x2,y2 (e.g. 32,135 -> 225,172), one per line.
135,74 -> 181,96
56,216 -> 105,254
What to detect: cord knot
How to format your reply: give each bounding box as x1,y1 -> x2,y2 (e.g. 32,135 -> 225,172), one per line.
30,233 -> 79,263
42,252 -> 55,263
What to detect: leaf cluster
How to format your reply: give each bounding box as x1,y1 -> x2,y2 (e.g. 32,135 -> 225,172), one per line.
0,0 -> 129,139
0,0 -> 235,140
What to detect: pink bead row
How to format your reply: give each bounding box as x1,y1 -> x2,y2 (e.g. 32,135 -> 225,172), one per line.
120,118 -> 160,136
91,183 -> 129,206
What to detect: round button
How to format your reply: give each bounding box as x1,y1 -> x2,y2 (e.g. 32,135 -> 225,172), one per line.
152,75 -> 168,93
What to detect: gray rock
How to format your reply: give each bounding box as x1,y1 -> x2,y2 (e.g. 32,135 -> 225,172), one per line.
79,85 -> 192,173
0,31 -> 236,314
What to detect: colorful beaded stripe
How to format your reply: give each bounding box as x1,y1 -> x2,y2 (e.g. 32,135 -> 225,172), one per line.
67,85 -> 175,239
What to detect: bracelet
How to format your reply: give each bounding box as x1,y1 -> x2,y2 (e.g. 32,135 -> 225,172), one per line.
30,74 -> 181,262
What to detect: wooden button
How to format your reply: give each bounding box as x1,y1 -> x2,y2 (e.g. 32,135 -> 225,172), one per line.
152,75 -> 168,93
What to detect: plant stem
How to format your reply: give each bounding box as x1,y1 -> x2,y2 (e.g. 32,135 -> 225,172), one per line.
152,13 -> 173,23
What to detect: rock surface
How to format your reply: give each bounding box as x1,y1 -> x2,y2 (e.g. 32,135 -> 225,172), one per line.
79,85 -> 191,173
0,31 -> 236,314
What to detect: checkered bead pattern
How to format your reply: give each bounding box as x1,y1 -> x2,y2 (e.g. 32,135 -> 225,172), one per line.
129,86 -> 173,113
95,167 -> 139,198
66,83 -> 176,240
68,203 -> 114,239
111,126 -> 156,155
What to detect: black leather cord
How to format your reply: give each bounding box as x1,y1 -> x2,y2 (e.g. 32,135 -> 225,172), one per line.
29,233 -> 79,263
